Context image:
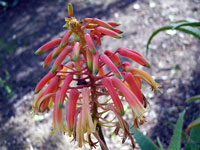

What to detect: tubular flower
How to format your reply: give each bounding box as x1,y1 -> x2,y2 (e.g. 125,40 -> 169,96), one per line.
35,38 -> 62,55
34,69 -> 56,94
104,49 -> 121,65
92,51 -> 99,75
81,88 -> 95,134
100,54 -> 123,79
43,47 -> 57,68
102,77 -> 124,116
71,42 -> 80,61
84,33 -> 96,54
123,62 -> 162,91
59,74 -> 73,108
52,46 -> 71,73
112,77 -> 146,125
30,3 -> 161,149
52,90 -> 65,134
60,30 -> 72,48
124,72 -> 143,103
117,47 -> 150,67
96,26 -> 122,39
66,89 -> 79,136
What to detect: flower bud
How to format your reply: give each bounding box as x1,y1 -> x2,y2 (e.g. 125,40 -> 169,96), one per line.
67,3 -> 73,17
35,38 -> 62,55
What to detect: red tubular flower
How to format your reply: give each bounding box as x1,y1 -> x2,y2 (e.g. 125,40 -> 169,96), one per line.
42,76 -> 59,95
30,89 -> 44,113
106,21 -> 120,27
98,66 -> 105,76
35,38 -> 62,55
112,77 -> 146,121
66,89 -> 79,136
104,49 -> 121,65
102,77 -> 124,115
96,26 -> 122,39
85,23 -> 98,29
76,111 -> 83,147
132,73 -> 142,89
34,70 -> 56,94
124,72 -> 143,103
86,48 -> 93,70
124,64 -> 162,91
52,46 -> 71,73
60,30 -> 72,48
38,76 -> 59,112
84,18 -> 114,29
117,47 -> 150,67
52,90 -> 65,134
81,88 -> 95,134
84,33 -> 96,54
92,51 -> 99,75
31,3 -> 161,149
59,74 -> 73,108
52,46 -> 64,59
71,42 -> 80,61
43,47 -> 57,68
112,28 -> 123,34
100,54 -> 123,79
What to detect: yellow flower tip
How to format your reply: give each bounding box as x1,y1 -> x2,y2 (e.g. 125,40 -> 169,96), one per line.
52,51 -> 58,59
34,90 -> 39,94
151,82 -> 162,92
35,49 -> 41,55
52,65 -> 58,73
60,43 -> 66,49
63,24 -> 69,28
43,64 -> 47,69
67,3 -> 73,17
144,63 -> 151,68
114,34 -> 122,39
65,17 -> 70,22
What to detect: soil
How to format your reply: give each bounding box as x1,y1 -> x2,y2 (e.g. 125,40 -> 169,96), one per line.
0,0 -> 200,150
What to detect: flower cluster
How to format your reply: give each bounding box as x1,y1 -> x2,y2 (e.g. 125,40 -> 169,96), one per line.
31,3 -> 161,149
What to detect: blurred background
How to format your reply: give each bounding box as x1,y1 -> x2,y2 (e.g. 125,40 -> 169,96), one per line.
0,0 -> 199,149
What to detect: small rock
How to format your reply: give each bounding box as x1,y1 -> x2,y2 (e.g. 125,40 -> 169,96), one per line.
133,4 -> 140,10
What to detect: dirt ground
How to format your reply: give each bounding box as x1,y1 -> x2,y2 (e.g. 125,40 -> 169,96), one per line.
0,0 -> 200,150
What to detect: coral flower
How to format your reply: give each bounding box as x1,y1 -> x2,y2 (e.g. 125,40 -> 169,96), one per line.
123,63 -> 162,91
31,3 -> 161,149
102,77 -> 124,116
66,89 -> 79,136
112,77 -> 146,123
81,88 -> 95,134
52,90 -> 65,134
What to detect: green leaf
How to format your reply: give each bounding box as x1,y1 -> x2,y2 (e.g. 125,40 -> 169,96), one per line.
177,26 -> 200,39
185,95 -> 200,103
146,19 -> 200,55
185,117 -> 200,134
175,18 -> 199,23
5,85 -> 12,95
130,128 -> 158,150
157,137 -> 164,150
173,22 -> 200,29
146,25 -> 172,55
168,110 -> 185,150
186,126 -> 200,150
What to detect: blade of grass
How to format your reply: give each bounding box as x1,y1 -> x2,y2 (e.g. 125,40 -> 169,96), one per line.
168,110 -> 185,150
